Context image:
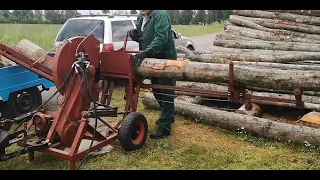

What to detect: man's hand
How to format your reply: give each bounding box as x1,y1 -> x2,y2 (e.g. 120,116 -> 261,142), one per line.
132,51 -> 149,67
128,29 -> 139,42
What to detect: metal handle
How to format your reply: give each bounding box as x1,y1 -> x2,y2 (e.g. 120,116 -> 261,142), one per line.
117,32 -> 143,54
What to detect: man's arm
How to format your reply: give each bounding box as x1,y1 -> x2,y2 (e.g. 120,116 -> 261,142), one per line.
145,11 -> 170,55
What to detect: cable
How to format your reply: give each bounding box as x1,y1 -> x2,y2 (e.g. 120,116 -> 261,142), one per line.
75,63 -> 98,170
13,66 -> 75,132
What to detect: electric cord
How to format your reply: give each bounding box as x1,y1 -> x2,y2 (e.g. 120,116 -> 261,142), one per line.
75,63 -> 98,170
13,66 -> 75,132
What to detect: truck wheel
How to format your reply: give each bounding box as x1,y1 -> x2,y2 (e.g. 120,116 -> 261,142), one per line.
118,112 -> 148,151
1,86 -> 42,119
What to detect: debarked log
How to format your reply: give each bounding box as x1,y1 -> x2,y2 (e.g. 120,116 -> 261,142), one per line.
232,15 -> 320,35
232,10 -> 320,26
142,92 -> 320,146
178,46 -> 320,68
213,39 -> 320,52
135,58 -> 320,92
225,23 -> 320,44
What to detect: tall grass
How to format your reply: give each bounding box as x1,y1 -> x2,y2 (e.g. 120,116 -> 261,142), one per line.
0,23 -> 223,50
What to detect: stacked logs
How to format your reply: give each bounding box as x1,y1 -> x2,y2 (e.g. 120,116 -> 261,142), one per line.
142,10 -> 320,146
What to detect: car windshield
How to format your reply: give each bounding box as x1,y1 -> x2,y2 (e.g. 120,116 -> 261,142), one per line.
111,20 -> 134,42
56,19 -> 104,43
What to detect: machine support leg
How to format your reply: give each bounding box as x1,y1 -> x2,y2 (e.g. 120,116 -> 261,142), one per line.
69,160 -> 76,170
106,80 -> 114,106
26,151 -> 34,164
68,120 -> 89,155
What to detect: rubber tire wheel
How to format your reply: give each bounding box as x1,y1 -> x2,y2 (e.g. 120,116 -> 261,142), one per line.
187,45 -> 194,51
1,86 -> 42,119
118,112 -> 148,151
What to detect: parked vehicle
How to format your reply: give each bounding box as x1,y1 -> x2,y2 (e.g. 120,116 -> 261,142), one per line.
54,14 -> 195,52
0,64 -> 55,119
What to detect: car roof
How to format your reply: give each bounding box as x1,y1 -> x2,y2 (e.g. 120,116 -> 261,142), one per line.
69,15 -> 137,21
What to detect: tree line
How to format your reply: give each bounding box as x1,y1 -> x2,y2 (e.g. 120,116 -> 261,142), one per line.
0,10 -> 232,25
167,10 -> 232,25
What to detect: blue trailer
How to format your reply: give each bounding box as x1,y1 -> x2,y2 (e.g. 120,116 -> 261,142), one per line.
0,64 -> 55,119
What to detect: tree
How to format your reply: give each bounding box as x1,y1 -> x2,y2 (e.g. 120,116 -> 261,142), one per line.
206,10 -> 217,24
130,10 -> 137,14
216,10 -> 224,23
222,10 -> 232,21
2,10 -> 11,18
101,10 -> 110,15
65,10 -> 80,19
191,10 -> 206,25
180,10 -> 193,25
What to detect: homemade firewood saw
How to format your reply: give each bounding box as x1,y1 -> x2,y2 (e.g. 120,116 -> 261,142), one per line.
1,23 -> 319,170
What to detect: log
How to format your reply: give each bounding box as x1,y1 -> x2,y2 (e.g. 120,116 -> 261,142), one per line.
135,58 -> 320,92
15,39 -> 47,61
233,15 -> 320,35
215,30 -> 264,41
179,46 -> 320,69
213,39 -> 320,52
227,15 -> 320,42
175,95 -> 204,104
228,14 -> 269,31
174,81 -> 320,110
176,46 -> 231,64
268,10 -> 320,17
211,45 -> 320,56
225,23 -> 320,44
232,10 -> 320,26
142,92 -> 320,146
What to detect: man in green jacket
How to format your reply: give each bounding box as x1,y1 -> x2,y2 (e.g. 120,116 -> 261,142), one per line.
128,10 -> 177,139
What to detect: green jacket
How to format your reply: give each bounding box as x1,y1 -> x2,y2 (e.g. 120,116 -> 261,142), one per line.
135,10 -> 177,60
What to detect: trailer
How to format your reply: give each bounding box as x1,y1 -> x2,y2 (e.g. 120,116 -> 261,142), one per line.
0,64 -> 54,119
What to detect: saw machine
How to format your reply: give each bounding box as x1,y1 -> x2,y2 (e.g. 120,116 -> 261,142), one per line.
0,35 -> 150,170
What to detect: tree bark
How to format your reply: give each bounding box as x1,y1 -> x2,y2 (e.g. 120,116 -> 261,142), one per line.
228,14 -> 269,31
15,39 -> 46,61
225,24 -> 320,44
232,10 -> 320,26
135,58 -> 320,91
215,30 -> 264,41
142,92 -> 320,146
213,39 -> 320,52
228,15 -> 320,42
268,10 -> 320,17
179,46 -> 320,69
211,45 -> 320,56
234,15 -> 320,35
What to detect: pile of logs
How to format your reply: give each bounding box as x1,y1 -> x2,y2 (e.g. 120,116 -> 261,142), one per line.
141,10 -> 320,147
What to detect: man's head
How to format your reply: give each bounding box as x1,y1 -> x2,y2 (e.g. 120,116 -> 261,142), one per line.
139,10 -> 150,15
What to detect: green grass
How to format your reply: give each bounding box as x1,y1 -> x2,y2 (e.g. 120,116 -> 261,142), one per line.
172,22 -> 224,37
1,23 -> 320,170
1,89 -> 320,170
0,23 -> 223,51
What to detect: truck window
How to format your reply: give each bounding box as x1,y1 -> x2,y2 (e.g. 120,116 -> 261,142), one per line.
111,20 -> 134,42
56,19 -> 104,43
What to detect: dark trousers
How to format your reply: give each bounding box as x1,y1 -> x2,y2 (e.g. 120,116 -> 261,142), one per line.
151,77 -> 176,132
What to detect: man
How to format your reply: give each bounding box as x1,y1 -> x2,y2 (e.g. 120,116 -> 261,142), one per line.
128,10 -> 177,139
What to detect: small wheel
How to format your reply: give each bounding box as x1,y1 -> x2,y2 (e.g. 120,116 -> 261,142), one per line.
1,86 -> 42,119
187,45 -> 194,51
118,112 -> 148,151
